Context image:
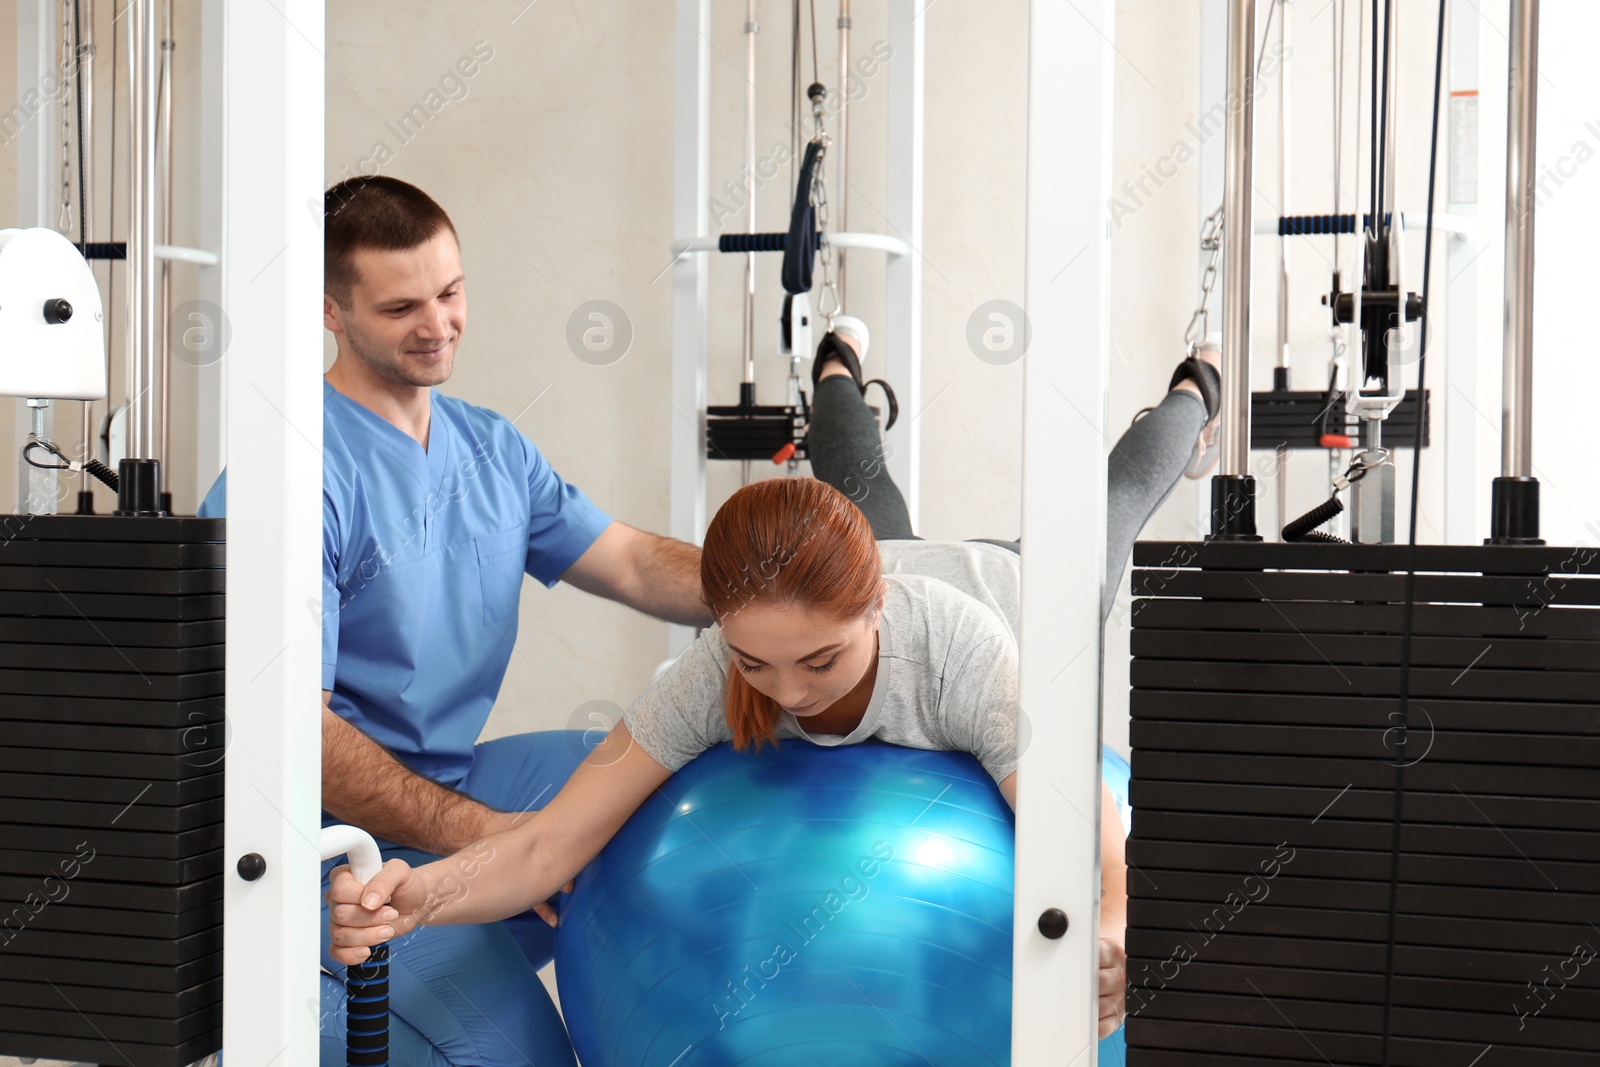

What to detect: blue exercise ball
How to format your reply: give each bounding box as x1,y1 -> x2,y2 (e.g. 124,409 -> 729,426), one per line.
554,740 -> 1129,1067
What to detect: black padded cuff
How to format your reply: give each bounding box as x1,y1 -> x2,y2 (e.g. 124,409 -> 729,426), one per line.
1169,356 -> 1221,422
812,332 -> 865,390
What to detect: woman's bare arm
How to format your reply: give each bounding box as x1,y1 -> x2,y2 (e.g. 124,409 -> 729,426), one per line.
330,724 -> 670,945
995,772 -> 1128,1037
1097,780 -> 1128,944
423,724 -> 669,925
996,775 -> 1127,933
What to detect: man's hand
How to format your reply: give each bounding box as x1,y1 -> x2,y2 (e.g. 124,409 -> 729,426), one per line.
1099,936 -> 1128,1038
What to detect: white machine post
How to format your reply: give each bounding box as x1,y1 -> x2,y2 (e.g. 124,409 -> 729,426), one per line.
883,0 -> 923,529
1015,0 -> 1113,1060
219,0 -> 325,1061
668,0 -> 711,659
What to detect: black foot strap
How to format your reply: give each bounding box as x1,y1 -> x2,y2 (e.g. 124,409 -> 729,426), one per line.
1169,356 -> 1221,422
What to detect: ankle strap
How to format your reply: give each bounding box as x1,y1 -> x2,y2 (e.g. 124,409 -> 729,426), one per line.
812,332 -> 864,390
1170,357 -> 1221,422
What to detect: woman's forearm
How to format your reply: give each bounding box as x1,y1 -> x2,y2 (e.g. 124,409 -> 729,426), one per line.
1099,781 -> 1129,947
384,725 -> 670,933
1099,884 -> 1128,946
408,823 -> 555,927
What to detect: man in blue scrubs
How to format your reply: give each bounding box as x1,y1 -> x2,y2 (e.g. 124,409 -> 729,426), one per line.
201,176 -> 712,1065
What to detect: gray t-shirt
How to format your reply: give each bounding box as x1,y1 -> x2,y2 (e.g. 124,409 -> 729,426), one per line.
876,539 -> 1021,640
623,572 -> 1020,783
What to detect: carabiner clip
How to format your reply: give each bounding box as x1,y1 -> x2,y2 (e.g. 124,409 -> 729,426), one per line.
23,435 -> 74,472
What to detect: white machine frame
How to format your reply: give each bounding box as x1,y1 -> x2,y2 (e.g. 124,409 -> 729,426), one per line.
211,0 -> 326,1061
11,2 -> 324,1065
13,0 -> 1110,1062
1015,1 -> 1115,1059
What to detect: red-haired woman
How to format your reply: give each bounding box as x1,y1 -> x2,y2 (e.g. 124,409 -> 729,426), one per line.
327,326 -> 1221,1042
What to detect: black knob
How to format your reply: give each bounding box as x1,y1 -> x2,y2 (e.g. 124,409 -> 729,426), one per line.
1038,908 -> 1069,940
43,298 -> 73,324
237,853 -> 267,881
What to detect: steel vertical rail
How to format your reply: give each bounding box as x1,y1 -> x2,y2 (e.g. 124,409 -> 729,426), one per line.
741,0 -> 757,486
125,0 -> 158,461
1276,1 -> 1290,538
1328,0 -> 1345,511
1219,0 -> 1256,479
742,0 -> 757,390
78,0 -> 96,497
1379,0 -> 1399,236
836,0 -> 850,310
1277,0 -> 1290,372
158,0 -> 173,494
81,0 -> 94,271
1502,0 -> 1536,479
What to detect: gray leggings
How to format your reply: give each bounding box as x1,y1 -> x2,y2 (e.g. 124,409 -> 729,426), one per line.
807,376 -> 1207,622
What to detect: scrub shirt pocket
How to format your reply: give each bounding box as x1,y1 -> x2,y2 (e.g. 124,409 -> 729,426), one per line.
475,525 -> 529,624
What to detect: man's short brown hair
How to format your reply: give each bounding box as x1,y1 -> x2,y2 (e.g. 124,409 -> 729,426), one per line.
324,176 -> 458,308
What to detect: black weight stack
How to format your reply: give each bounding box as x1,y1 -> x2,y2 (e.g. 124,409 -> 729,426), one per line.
1123,539 -> 1600,1067
0,513 -> 225,1067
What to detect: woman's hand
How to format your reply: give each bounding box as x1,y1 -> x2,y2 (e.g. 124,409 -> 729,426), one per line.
1099,936 -> 1128,1038
534,881 -> 576,928
326,858 -> 431,966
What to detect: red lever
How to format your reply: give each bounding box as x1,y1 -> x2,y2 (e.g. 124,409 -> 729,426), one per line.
1319,433 -> 1354,449
772,443 -> 797,464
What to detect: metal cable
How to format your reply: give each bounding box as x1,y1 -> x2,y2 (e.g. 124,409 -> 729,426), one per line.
1378,3 -> 1447,1062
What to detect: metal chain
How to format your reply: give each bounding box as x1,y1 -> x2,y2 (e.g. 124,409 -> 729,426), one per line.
58,0 -> 75,237
1183,204 -> 1224,355
809,93 -> 839,326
